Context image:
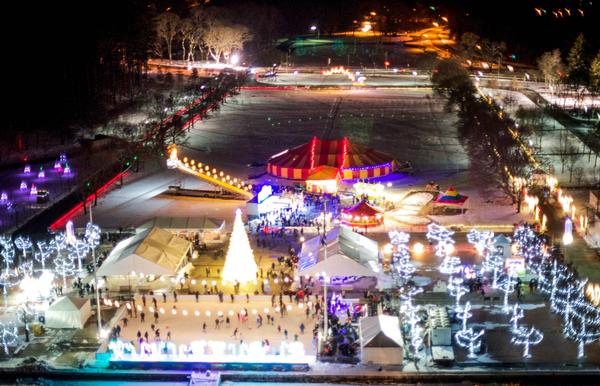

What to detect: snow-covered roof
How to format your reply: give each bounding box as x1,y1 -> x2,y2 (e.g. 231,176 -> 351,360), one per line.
138,217 -> 225,232
360,315 -> 403,348
98,227 -> 191,276
297,226 -> 379,277
48,296 -> 89,311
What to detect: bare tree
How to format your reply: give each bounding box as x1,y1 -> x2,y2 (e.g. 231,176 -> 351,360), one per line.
155,12 -> 180,62
457,32 -> 480,64
538,49 -> 563,90
203,24 -> 253,64
563,140 -> 582,182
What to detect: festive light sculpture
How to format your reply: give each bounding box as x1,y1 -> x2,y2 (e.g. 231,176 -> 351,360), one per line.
426,223 -> 455,258
456,301 -> 473,333
455,328 -> 485,359
38,167 -> 45,179
19,181 -> 27,191
0,322 -> 18,355
14,236 -> 33,260
482,246 -> 504,288
467,229 -> 494,255
448,276 -> 468,310
68,239 -> 89,272
439,255 -> 461,275
389,230 -> 415,281
0,236 -> 15,272
510,303 -> 524,332
23,165 -> 31,174
49,233 -> 67,257
54,252 -> 76,287
63,163 -> 71,174
34,241 -> 52,270
30,184 -> 37,196
498,273 -> 517,314
511,326 -> 543,358
0,192 -> 6,202
222,209 -> 257,284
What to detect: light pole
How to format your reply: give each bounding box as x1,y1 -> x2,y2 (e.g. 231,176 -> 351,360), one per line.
322,198 -> 329,344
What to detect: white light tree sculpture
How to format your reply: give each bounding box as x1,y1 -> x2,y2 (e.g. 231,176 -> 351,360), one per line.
447,276 -> 468,310
68,239 -> 89,272
222,209 -> 257,284
426,223 -> 455,258
455,328 -> 485,359
511,325 -> 543,358
456,301 -> 473,333
482,247 -> 505,288
498,272 -> 517,313
54,253 -> 76,287
439,255 -> 462,276
389,230 -> 415,282
35,241 -> 52,270
510,303 -> 524,332
0,322 -> 18,355
14,236 -> 33,261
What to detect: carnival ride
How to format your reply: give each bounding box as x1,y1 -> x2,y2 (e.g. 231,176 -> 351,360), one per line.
167,146 -> 254,199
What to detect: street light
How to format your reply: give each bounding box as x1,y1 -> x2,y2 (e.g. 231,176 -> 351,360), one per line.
230,53 -> 240,66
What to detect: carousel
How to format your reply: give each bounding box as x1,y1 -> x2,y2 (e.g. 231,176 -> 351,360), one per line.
267,137 -> 395,181
341,200 -> 384,228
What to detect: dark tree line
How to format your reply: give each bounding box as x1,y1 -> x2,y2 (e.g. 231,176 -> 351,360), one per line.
432,59 -> 533,199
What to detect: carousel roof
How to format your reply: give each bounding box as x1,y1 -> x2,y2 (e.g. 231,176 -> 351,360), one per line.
433,187 -> 468,205
267,137 -> 395,180
342,200 -> 383,217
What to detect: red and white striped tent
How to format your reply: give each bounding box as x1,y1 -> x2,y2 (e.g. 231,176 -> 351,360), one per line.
267,137 -> 395,180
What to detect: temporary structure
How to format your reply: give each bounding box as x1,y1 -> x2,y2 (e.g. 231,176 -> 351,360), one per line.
359,315 -> 404,365
305,165 -> 340,194
341,200 -> 384,228
45,296 -> 92,329
97,227 -> 192,277
297,226 -> 379,278
268,137 -> 395,180
137,217 -> 225,244
432,187 -> 468,206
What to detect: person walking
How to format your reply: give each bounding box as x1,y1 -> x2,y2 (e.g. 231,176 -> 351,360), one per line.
284,329 -> 288,340
142,294 -> 146,307
162,292 -> 167,303
140,311 -> 145,323
226,316 -> 230,328
300,322 -> 305,334
202,322 -> 207,333
154,311 -> 159,324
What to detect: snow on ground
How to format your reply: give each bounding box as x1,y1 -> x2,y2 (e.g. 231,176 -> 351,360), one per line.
429,187 -> 529,227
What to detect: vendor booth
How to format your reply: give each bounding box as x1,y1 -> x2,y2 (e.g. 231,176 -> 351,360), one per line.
297,227 -> 380,287
359,315 -> 404,365
98,227 -> 192,291
45,296 -> 92,329
430,187 -> 468,214
341,200 -> 384,228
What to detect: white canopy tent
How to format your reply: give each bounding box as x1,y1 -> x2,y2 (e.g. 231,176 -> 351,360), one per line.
297,226 -> 379,278
45,296 -> 92,329
137,217 -> 226,244
359,315 -> 403,365
98,227 -> 192,277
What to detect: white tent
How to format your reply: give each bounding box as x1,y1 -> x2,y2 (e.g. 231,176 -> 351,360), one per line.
297,226 -> 379,278
138,217 -> 225,244
98,227 -> 192,277
359,315 -> 403,365
45,296 -> 92,329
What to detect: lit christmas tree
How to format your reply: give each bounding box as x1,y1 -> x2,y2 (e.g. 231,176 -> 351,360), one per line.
222,209 -> 257,284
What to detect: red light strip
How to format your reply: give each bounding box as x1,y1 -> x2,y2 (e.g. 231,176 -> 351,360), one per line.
309,137 -> 317,170
49,171 -> 127,231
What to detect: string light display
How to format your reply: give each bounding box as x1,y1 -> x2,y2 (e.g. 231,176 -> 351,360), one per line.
222,209 -> 257,284
511,326 -> 544,358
